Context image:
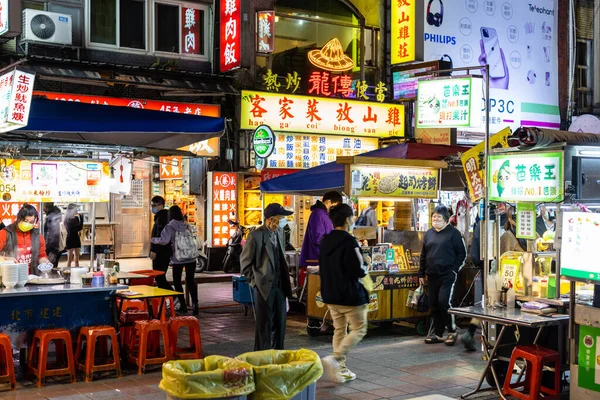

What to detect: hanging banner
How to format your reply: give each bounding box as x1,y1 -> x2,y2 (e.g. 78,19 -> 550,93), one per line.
416,77 -> 483,128
267,133 -> 378,170
260,168 -> 300,182
207,172 -> 238,247
220,0 -> 241,72
350,166 -> 439,199
488,151 -> 563,202
516,203 -> 537,239
241,90 -> 405,138
422,0 -> 560,131
256,11 -> 275,53
391,0 -> 417,64
181,7 -> 202,55
0,70 -> 35,133
159,156 -> 183,180
461,127 -> 511,202
0,159 -> 109,203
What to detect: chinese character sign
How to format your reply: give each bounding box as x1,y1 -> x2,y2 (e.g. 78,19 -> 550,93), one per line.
417,77 -> 483,128
208,172 -> 238,247
0,0 -> 8,36
578,325 -> 600,391
460,127 -> 510,202
220,0 -> 241,72
561,212 -> 600,282
350,166 -> 439,199
159,156 -> 183,180
0,70 -> 35,133
256,11 -> 274,53
488,152 -> 564,203
182,8 -> 202,55
241,90 -> 405,138
267,133 -> 378,169
516,203 -> 536,239
0,159 -> 109,203
391,0 -> 416,64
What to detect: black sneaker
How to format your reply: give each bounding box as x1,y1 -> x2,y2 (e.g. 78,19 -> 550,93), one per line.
425,334 -> 444,344
193,304 -> 199,316
445,332 -> 458,346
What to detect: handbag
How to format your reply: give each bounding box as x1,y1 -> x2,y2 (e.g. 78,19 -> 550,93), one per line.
417,290 -> 429,313
411,285 -> 423,307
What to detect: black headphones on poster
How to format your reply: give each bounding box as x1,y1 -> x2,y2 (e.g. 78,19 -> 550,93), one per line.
427,0 -> 444,27
440,54 -> 453,69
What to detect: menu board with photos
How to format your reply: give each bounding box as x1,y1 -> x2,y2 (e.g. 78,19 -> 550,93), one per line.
561,211 -> 600,282
207,172 -> 238,247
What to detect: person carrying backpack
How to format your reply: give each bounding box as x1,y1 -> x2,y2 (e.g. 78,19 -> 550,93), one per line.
356,202 -> 378,227
152,205 -> 199,315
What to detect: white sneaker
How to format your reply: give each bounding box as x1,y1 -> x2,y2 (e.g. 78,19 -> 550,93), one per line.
339,368 -> 357,382
321,356 -> 343,383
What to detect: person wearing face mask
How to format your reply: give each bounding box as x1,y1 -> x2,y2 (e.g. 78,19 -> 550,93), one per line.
0,204 -> 51,275
241,203 -> 293,351
65,203 -> 84,268
299,191 -> 343,289
149,196 -> 173,291
319,204 -> 368,383
419,205 -> 466,346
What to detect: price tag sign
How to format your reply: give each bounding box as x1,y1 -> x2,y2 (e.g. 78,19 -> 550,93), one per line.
500,258 -> 521,288
516,203 -> 537,239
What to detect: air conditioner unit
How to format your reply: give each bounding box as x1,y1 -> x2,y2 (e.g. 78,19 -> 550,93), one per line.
22,9 -> 72,45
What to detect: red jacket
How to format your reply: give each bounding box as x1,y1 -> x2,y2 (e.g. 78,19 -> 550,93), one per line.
0,227 -> 48,273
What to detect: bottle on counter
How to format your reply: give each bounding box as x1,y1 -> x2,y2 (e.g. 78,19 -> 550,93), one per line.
548,274 -> 556,299
507,283 -> 516,309
532,277 -> 540,297
540,276 -> 549,298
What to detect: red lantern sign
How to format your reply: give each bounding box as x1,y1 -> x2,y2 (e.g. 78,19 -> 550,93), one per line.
256,11 -> 275,53
219,0 -> 241,72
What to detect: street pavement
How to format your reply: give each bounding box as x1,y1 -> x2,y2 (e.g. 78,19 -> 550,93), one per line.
0,283 -> 525,399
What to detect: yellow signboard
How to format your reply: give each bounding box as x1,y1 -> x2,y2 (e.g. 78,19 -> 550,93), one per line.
350,166 -> 439,199
0,159 -> 110,203
391,0 -> 416,64
461,127 -> 511,202
241,90 -> 405,138
179,137 -> 220,156
415,127 -> 451,145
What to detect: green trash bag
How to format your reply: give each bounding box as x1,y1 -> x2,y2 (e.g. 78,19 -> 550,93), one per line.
236,349 -> 323,400
159,356 -> 256,399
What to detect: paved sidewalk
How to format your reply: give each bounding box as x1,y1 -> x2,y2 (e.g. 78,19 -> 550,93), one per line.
0,282 -> 511,399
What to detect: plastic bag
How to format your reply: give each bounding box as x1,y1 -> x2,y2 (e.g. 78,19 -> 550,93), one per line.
411,285 -> 423,307
406,290 -> 415,308
236,349 -> 323,400
416,291 -> 429,313
159,356 -> 255,399
360,273 -> 374,293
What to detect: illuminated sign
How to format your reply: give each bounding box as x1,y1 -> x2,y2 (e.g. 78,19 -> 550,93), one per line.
0,70 -> 35,133
207,172 -> 238,247
179,138 -> 220,156
35,91 -> 221,117
267,133 -> 378,169
241,90 -> 404,138
159,156 -> 183,180
562,212 -> 600,283
181,7 -> 203,55
391,0 -> 416,64
417,77 -> 483,128
350,166 -> 439,199
308,38 -> 355,72
488,151 -> 564,203
256,11 -> 275,53
220,0 -> 241,72
414,127 -> 451,145
0,0 -> 8,36
252,125 -> 276,158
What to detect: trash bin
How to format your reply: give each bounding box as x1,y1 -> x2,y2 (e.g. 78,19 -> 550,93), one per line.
159,356 -> 255,399
236,349 -> 323,400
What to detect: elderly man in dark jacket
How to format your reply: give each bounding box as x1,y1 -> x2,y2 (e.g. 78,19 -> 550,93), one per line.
241,203 -> 293,351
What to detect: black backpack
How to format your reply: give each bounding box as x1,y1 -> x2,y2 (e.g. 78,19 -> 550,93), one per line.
356,208 -> 371,226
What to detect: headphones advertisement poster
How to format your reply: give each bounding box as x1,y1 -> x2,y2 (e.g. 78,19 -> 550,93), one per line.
421,0 -> 559,133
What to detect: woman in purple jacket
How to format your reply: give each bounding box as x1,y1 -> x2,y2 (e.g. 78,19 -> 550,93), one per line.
298,191 -> 343,287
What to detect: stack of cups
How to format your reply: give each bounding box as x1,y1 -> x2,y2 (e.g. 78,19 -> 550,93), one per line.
17,263 -> 28,287
1,264 -> 18,289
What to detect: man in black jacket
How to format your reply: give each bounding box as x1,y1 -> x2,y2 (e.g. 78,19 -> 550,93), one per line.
319,204 -> 368,383
43,202 -> 63,269
150,196 -> 173,291
419,205 -> 467,346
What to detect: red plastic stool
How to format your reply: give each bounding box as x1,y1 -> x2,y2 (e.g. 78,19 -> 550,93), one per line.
128,320 -> 170,374
118,299 -> 149,350
168,316 -> 202,360
150,296 -> 174,322
503,344 -> 561,400
0,334 -> 16,390
27,328 -> 76,387
75,326 -> 122,382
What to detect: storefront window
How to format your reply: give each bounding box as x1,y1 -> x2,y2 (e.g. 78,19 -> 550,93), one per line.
120,0 -> 146,49
90,0 -> 117,45
155,3 -> 179,53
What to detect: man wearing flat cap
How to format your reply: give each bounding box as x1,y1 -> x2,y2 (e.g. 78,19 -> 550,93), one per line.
241,203 -> 293,350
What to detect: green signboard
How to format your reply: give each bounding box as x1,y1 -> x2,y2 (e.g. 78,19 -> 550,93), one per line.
488,151 -> 564,203
579,325 -> 600,392
252,125 -> 275,159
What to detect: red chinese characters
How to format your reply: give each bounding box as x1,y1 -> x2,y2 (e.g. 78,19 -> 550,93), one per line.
307,72 -> 354,98
8,72 -> 34,126
392,0 -> 414,64
182,8 -> 202,55
464,157 -> 485,200
220,0 -> 241,72
211,172 -> 237,247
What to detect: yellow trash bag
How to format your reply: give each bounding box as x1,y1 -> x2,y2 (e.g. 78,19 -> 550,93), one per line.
236,349 -> 323,400
159,356 -> 255,399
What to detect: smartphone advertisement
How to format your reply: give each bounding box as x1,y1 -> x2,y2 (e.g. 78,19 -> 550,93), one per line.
422,0 -> 559,135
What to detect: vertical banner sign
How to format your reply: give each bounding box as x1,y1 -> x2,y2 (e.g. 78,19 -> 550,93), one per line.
578,325 -> 600,391
256,11 -> 274,53
391,0 -> 416,64
182,8 -> 201,55
208,172 -> 238,247
516,203 -> 537,239
159,156 -> 183,180
0,70 -> 35,133
0,0 -> 8,36
220,0 -> 241,72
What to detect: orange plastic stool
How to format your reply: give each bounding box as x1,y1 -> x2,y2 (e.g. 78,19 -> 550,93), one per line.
118,299 -> 149,350
503,344 -> 561,400
168,316 -> 202,360
128,320 -> 170,375
75,326 -> 122,382
27,329 -> 76,387
0,334 -> 16,390
150,296 -> 174,322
